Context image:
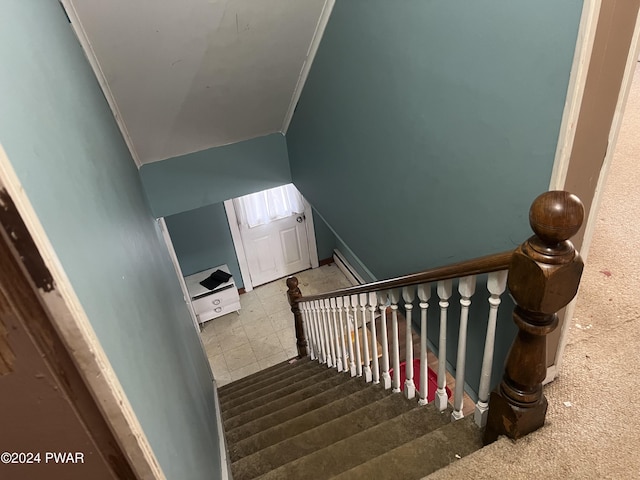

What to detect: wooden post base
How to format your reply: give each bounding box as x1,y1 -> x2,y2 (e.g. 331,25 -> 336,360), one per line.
296,339 -> 308,359
482,389 -> 548,445
287,277 -> 308,359
484,191 -> 584,445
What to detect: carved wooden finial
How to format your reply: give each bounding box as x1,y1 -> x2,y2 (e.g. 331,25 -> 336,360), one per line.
529,191 -> 584,245
286,276 -> 299,291
484,191 -> 585,445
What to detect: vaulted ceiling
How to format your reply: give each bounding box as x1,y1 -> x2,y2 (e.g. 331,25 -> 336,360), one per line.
66,0 -> 329,166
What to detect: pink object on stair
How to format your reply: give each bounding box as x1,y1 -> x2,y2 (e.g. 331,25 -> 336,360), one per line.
389,359 -> 452,402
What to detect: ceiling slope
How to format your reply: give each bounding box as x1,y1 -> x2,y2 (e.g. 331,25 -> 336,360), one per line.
67,0 -> 327,165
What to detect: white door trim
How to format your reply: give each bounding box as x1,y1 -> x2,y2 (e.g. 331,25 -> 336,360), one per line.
549,0 -> 602,191
224,198 -> 255,292
224,192 -> 319,291
158,217 -> 200,332
577,9 -> 640,264
550,5 -> 640,382
546,1 -> 640,382
545,0 -> 601,383
0,143 -> 164,479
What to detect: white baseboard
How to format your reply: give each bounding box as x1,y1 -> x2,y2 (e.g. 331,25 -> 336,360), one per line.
333,249 -> 365,286
543,365 -> 558,385
213,381 -> 231,480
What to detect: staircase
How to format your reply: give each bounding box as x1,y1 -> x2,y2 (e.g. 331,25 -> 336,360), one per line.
218,191 -> 586,479
219,356 -> 483,480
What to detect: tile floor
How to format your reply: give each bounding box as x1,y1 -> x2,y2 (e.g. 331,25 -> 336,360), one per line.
201,263 -> 352,387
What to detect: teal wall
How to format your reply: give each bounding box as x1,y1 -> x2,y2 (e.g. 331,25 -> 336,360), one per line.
165,202 -> 244,285
312,207 -> 338,262
286,0 -> 583,394
287,0 -> 584,279
0,3 -> 222,479
335,237 -> 377,283
140,133 -> 291,218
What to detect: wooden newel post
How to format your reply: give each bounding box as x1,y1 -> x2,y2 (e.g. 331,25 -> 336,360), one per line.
286,276 -> 308,358
483,191 -> 584,444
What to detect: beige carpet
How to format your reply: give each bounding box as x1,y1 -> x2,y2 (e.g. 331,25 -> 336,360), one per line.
428,63 -> 640,480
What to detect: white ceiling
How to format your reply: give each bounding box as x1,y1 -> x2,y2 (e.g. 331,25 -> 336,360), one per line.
68,0 -> 328,165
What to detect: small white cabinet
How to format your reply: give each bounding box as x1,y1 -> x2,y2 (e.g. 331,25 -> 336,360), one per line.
185,265 -> 241,324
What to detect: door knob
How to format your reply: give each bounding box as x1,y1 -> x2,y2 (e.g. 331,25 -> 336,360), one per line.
296,216 -> 304,223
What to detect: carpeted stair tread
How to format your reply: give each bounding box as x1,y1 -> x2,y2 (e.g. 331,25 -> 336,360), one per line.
224,376 -> 370,444
220,362 -> 332,412
229,382 -> 393,462
223,373 -> 362,431
231,392 -> 423,480
255,405 -> 452,480
220,359 -> 320,406
218,357 -> 310,398
218,358 -> 300,396
332,416 -> 483,480
222,368 -> 337,420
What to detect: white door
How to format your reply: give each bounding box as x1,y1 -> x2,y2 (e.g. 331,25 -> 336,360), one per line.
240,212 -> 311,287
234,184 -> 312,287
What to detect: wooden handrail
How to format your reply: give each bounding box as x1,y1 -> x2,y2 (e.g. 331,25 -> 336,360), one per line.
287,190 -> 585,444
295,250 -> 513,303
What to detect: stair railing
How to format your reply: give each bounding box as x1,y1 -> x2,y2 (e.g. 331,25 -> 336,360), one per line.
287,191 -> 584,441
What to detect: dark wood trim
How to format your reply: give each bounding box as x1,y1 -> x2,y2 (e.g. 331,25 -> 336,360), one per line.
319,257 -> 334,267
0,189 -> 136,479
484,191 -> 584,444
286,277 -> 308,358
0,190 -> 54,292
297,250 -> 513,303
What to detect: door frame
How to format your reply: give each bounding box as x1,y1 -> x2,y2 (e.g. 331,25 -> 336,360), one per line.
0,190 -> 138,479
0,144 -> 164,479
546,0 -> 640,382
549,0 -> 602,192
224,191 -> 319,292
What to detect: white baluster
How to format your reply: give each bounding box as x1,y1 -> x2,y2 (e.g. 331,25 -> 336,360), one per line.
311,301 -> 321,362
310,301 -> 321,361
359,293 -> 372,382
378,291 -> 392,389
313,300 -> 326,364
302,302 -> 316,360
417,284 -> 431,406
402,286 -> 416,399
452,276 -> 477,421
436,280 -> 453,411
389,289 -> 401,393
320,300 -> 334,368
330,298 -> 343,371
344,296 -> 357,376
306,302 -> 316,361
368,292 -> 380,384
324,299 -> 337,369
336,297 -> 349,372
474,270 -> 508,427
350,294 -> 363,377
